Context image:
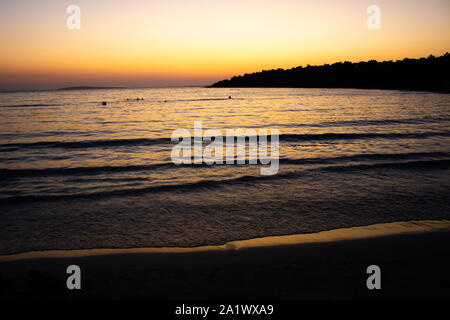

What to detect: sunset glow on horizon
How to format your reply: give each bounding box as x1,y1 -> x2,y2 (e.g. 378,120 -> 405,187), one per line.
1,0 -> 449,90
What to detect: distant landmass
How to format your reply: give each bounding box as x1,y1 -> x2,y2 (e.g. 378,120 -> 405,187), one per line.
57,86 -> 126,90
210,53 -> 450,93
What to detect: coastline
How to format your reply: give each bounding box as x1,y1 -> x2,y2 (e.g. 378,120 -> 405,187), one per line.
1,220 -> 450,299
1,219 -> 449,262
208,53 -> 450,93
206,85 -> 450,94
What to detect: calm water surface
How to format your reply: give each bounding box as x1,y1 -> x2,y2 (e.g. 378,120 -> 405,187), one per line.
0,88 -> 449,254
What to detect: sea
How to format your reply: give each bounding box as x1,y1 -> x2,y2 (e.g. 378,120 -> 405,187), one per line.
0,87 -> 449,255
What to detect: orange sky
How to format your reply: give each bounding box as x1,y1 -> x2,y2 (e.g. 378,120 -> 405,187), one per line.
0,0 -> 449,90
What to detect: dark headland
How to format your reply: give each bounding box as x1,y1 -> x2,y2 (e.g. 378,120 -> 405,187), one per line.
210,53 -> 450,93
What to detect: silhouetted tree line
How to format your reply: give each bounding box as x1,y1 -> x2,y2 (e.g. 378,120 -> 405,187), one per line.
209,53 -> 450,92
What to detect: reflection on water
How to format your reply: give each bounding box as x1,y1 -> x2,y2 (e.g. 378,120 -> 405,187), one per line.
0,88 -> 449,254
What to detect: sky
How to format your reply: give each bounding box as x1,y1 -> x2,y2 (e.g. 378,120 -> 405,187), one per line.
0,0 -> 449,90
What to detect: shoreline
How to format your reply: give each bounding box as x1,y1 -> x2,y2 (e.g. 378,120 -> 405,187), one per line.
206,85 -> 450,94
1,219 -> 449,263
1,220 -> 450,299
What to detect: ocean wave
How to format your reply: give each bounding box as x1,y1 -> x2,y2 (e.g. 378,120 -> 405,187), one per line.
313,117 -> 450,127
1,151 -> 448,179
0,163 -> 174,178
279,131 -> 450,142
0,104 -> 62,108
1,131 -> 449,151
321,159 -> 450,172
1,159 -> 448,205
0,137 -> 172,150
281,151 -> 450,165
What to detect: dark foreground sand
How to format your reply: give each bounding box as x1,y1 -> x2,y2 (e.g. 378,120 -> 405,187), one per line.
1,221 -> 449,300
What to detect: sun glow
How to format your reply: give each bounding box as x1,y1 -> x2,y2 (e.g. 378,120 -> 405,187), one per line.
0,0 -> 449,90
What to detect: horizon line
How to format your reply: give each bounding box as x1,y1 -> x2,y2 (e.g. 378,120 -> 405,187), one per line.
2,52 -> 448,93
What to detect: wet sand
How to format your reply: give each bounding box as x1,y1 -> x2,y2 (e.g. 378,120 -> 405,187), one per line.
1,220 -> 450,299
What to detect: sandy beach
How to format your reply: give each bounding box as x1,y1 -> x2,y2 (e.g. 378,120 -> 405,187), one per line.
1,220 -> 449,300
